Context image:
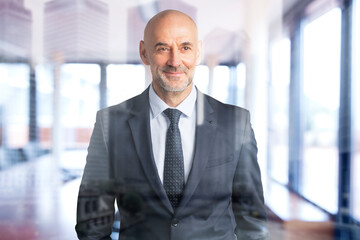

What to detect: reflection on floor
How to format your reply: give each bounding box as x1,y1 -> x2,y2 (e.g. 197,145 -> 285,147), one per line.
0,151 -> 335,240
0,152 -> 82,240
265,180 -> 334,240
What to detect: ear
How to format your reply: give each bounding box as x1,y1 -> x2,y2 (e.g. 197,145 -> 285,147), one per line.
139,40 -> 150,65
196,40 -> 203,65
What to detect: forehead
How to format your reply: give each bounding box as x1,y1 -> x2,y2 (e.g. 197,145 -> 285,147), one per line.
145,14 -> 198,44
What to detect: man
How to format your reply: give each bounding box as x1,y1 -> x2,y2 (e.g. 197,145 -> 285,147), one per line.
76,10 -> 268,240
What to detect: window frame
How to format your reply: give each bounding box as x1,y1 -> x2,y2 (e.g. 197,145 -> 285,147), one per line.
280,0 -> 360,232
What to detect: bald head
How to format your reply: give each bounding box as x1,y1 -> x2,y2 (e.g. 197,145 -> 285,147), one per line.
143,10 -> 198,42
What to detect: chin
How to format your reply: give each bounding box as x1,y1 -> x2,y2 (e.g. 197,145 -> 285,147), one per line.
162,85 -> 188,93
157,78 -> 192,93
164,81 -> 192,92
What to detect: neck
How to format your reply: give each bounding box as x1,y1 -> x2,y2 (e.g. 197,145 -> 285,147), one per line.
153,83 -> 193,107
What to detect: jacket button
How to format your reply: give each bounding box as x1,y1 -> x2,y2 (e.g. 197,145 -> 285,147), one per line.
172,218 -> 179,227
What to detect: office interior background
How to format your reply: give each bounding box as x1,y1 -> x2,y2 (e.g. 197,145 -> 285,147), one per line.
0,0 -> 359,239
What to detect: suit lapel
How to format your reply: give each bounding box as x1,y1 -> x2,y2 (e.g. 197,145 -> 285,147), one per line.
177,92 -> 217,212
127,89 -> 173,213
126,89 -> 217,215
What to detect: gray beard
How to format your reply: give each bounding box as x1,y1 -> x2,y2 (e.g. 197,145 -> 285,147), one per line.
157,76 -> 192,93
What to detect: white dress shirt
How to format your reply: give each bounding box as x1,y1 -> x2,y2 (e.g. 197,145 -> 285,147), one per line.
149,84 -> 197,184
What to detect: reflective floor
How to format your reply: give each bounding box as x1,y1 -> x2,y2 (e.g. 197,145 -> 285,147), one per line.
0,151 -> 334,240
0,153 -> 81,240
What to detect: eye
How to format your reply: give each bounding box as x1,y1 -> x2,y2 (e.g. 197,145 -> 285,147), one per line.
183,46 -> 191,51
157,47 -> 169,52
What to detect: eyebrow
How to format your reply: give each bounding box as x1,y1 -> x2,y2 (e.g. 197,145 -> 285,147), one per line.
181,42 -> 193,46
154,42 -> 194,49
154,42 -> 169,49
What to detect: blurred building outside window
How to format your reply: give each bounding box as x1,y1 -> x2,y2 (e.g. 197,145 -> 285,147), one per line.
269,38 -> 291,185
301,7 -> 341,214
0,63 -> 30,168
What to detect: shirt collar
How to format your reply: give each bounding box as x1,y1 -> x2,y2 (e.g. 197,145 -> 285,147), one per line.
149,84 -> 197,119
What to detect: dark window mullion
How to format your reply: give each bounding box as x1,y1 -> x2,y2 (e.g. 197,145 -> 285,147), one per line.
336,0 -> 354,239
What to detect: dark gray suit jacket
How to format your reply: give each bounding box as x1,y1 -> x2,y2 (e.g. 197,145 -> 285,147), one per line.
76,87 -> 268,240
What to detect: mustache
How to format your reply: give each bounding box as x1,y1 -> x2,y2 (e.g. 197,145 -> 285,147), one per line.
160,66 -> 188,73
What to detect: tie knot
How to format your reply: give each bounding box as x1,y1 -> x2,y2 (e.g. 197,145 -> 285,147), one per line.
164,108 -> 182,125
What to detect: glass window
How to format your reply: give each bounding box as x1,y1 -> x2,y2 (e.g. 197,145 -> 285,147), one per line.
198,63 -> 245,106
60,64 -> 100,149
193,65 -> 209,95
0,63 -> 30,167
212,65 -> 230,103
236,63 -> 246,107
351,0 -> 360,222
107,64 -> 146,106
301,8 -> 341,214
269,38 -> 291,185
36,64 -> 54,150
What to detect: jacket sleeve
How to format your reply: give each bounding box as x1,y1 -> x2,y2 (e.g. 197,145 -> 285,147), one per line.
232,112 -> 269,240
75,110 -> 116,240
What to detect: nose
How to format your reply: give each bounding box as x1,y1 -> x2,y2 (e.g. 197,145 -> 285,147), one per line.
167,49 -> 181,67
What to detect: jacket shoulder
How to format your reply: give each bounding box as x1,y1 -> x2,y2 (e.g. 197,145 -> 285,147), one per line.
202,92 -> 250,116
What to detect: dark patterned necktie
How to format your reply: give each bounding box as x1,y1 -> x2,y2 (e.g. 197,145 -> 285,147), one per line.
163,108 -> 185,210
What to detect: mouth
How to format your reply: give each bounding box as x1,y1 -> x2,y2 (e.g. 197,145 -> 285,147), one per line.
164,71 -> 184,77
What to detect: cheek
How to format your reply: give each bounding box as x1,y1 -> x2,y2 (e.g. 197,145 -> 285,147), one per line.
182,56 -> 198,69
148,61 -> 162,74
150,54 -> 168,66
